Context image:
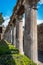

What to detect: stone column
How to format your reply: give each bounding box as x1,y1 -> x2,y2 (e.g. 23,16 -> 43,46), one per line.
24,1 -> 38,63
10,23 -> 16,46
16,21 -> 19,48
13,26 -> 16,47
10,26 -> 13,44
18,17 -> 24,54
11,29 -> 12,43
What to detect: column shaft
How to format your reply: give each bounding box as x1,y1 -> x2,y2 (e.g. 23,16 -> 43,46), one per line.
24,3 -> 38,63
18,21 -> 24,54
13,26 -> 16,46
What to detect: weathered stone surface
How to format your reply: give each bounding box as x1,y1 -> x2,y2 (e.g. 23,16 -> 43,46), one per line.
13,26 -> 16,46
3,0 -> 39,64
18,20 -> 24,54
16,21 -> 19,48
16,19 -> 24,54
24,2 -> 38,63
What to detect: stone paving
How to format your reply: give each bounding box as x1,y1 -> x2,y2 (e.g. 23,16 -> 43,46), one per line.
39,61 -> 43,65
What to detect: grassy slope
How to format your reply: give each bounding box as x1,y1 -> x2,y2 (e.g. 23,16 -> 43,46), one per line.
0,40 -> 19,54
0,40 -> 36,65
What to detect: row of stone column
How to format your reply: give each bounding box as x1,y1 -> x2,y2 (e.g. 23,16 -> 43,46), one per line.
16,2 -> 38,64
4,0 -> 38,64
4,27 -> 12,43
4,25 -> 16,45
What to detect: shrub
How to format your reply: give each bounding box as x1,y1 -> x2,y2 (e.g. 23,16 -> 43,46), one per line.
0,40 -> 37,65
0,54 -> 37,65
0,40 -> 19,55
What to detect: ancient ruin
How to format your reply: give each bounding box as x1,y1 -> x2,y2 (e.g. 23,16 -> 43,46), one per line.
3,0 -> 40,64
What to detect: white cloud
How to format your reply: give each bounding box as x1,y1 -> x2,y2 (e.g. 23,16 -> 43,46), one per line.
37,19 -> 43,24
40,0 -> 43,3
3,16 -> 10,20
23,17 -> 25,26
39,0 -> 43,4
2,16 -> 10,27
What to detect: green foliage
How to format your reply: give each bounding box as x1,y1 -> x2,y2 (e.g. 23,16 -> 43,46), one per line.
0,54 -> 37,65
0,40 -> 37,65
0,13 -> 4,25
0,40 -> 19,55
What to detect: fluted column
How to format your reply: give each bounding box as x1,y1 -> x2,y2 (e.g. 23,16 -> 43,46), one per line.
24,0 -> 38,63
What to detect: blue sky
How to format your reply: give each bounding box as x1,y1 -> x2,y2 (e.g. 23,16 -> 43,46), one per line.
0,0 -> 43,26
37,4 -> 43,20
37,0 -> 43,24
0,0 -> 17,26
0,0 -> 17,16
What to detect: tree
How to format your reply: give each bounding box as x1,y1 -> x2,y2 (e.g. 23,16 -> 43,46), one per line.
0,13 -> 4,25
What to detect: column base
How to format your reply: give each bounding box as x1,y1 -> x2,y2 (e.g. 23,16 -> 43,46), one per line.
20,51 -> 24,55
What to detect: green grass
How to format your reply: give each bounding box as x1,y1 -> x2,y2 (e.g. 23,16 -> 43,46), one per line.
0,40 -> 37,65
0,54 -> 36,65
0,40 -> 19,54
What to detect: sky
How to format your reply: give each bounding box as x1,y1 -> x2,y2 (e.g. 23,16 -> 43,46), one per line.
0,0 -> 43,27
0,0 -> 17,27
37,0 -> 43,24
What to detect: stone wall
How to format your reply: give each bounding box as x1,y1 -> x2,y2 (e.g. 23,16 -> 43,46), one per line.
38,23 -> 43,51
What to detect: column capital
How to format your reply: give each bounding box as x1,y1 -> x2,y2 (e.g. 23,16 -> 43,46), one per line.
17,16 -> 23,22
12,19 -> 16,27
24,0 -> 39,5
18,16 -> 22,20
24,0 -> 39,10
